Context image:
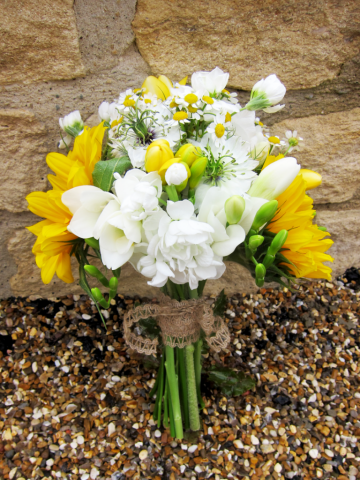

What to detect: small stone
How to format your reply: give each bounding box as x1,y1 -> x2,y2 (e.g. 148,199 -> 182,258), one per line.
82,314 -> 91,320
77,435 -> 85,445
49,444 -> 59,451
278,427 -> 286,436
274,463 -> 282,473
90,468 -> 99,479
308,393 -> 317,403
309,449 -> 319,459
139,450 -> 148,460
188,445 -> 198,453
251,435 -> 259,445
155,430 -> 162,438
325,449 -> 333,457
233,439 -> 244,449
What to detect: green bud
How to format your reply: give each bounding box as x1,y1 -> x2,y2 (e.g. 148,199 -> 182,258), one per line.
84,265 -> 109,288
85,237 -> 100,250
318,226 -> 327,232
263,253 -> 275,268
109,277 -> 118,300
225,195 -> 246,225
189,156 -> 208,189
248,235 -> 264,251
255,263 -> 266,287
91,288 -> 109,309
251,200 -> 278,231
268,229 -> 288,256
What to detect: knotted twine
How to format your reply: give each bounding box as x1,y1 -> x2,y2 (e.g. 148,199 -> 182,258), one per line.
123,295 -> 230,356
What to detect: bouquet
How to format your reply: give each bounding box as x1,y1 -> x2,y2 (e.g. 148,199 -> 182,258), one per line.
26,67 -> 333,440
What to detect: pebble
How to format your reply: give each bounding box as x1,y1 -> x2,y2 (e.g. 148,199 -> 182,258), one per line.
77,435 -> 85,445
139,450 -> 148,460
310,449 -> 319,459
274,463 -> 282,473
251,435 -> 259,445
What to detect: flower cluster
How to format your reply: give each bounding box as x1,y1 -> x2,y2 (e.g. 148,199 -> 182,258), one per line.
27,67 -> 333,292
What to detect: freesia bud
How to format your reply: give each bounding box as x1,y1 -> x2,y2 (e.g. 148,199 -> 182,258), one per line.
251,200 -> 278,231
225,195 -> 246,225
189,156 -> 208,189
300,169 -> 322,190
142,75 -> 171,100
59,110 -> 84,137
248,235 -> 264,251
268,230 -> 288,256
255,263 -> 266,287
85,237 -> 100,250
145,139 -> 174,172
175,143 -> 202,167
165,163 -> 189,186
246,74 -> 286,112
91,287 -> 107,308
84,265 -> 109,287
248,157 -> 300,200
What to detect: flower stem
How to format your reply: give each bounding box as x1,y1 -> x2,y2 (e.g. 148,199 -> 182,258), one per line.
156,353 -> 165,427
177,347 -> 190,430
194,340 -> 205,409
165,346 -> 183,439
185,344 -> 201,431
163,375 -> 169,429
167,376 -> 176,438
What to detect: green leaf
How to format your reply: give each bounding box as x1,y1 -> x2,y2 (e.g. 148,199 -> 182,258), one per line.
207,366 -> 256,396
138,317 -> 162,342
92,156 -> 132,192
213,289 -> 227,318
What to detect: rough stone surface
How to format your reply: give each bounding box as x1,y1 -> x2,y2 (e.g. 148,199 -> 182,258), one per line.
271,108 -> 360,204
74,0 -> 136,74
316,210 -> 360,278
133,0 -> 360,90
0,0 -> 85,85
0,110 -> 49,212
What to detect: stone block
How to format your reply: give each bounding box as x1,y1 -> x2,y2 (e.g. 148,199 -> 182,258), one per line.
0,0 -> 85,84
133,0 -> 360,90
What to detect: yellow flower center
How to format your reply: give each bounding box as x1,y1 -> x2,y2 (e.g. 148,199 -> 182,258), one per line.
169,99 -> 177,108
268,136 -> 280,144
144,99 -> 152,104
188,106 -> 198,113
184,93 -> 198,104
225,112 -> 232,123
222,89 -> 230,94
202,96 -> 214,105
173,111 -> 188,121
133,88 -> 141,93
215,124 -> 225,138
111,117 -> 123,128
124,96 -> 135,107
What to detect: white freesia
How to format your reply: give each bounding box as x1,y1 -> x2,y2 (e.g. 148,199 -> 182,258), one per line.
59,110 -> 84,137
57,133 -> 72,150
197,188 -> 245,256
191,67 -> 229,96
127,145 -> 147,169
247,157 -> 300,200
165,163 -> 188,186
62,171 -> 163,270
134,200 -> 225,289
247,74 -> 286,112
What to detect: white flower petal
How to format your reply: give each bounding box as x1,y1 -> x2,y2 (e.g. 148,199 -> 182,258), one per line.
167,200 -> 194,220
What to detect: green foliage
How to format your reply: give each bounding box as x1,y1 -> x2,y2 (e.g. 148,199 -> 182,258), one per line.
213,289 -> 227,318
207,366 -> 256,396
92,156 -> 131,192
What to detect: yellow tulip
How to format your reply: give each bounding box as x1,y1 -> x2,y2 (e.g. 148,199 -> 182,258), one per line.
300,169 -> 322,190
145,139 -> 174,172
175,143 -> 201,167
158,75 -> 173,91
142,75 -> 171,100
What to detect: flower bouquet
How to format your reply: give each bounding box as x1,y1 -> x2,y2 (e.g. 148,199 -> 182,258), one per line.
26,68 -> 333,440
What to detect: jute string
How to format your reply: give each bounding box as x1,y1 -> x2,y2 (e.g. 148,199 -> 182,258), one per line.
123,295 -> 230,356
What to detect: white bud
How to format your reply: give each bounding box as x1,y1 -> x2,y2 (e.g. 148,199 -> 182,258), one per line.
165,163 -> 188,186
59,110 -> 84,137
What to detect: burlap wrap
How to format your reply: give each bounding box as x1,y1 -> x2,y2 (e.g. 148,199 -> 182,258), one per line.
123,296 -> 230,355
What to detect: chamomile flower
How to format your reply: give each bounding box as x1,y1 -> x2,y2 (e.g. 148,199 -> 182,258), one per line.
265,134 -> 286,147
207,114 -> 232,147
118,89 -> 140,112
284,130 -> 303,152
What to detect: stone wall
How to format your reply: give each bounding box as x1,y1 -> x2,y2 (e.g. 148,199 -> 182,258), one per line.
1,0 -> 359,299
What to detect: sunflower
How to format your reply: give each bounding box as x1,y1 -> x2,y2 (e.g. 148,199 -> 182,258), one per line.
26,122 -> 106,284
47,122 -> 106,190
267,174 -> 333,280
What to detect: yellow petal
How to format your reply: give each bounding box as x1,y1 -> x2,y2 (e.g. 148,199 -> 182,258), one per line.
158,75 -> 173,91
142,76 -> 170,100
27,219 -> 52,237
300,169 -> 322,190
41,254 -> 60,284
178,76 -> 188,85
56,252 -> 74,283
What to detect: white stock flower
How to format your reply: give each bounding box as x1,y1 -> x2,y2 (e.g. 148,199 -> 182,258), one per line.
59,110 -> 84,137
247,74 -> 286,112
165,163 -> 188,186
134,200 -> 225,289
191,67 -> 229,96
247,157 -> 300,200
127,145 -> 147,169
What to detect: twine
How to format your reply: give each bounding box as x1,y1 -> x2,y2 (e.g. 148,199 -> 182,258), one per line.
123,295 -> 230,355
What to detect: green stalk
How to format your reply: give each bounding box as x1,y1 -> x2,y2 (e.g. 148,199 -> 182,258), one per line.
167,377 -> 176,438
184,344 -> 201,431
148,376 -> 159,399
177,347 -> 190,430
165,346 -> 183,439
194,340 -> 205,409
163,376 -> 169,429
156,353 -> 165,427
189,287 -> 198,299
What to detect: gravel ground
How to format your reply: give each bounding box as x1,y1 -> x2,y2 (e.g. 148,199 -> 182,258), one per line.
0,271 -> 360,480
